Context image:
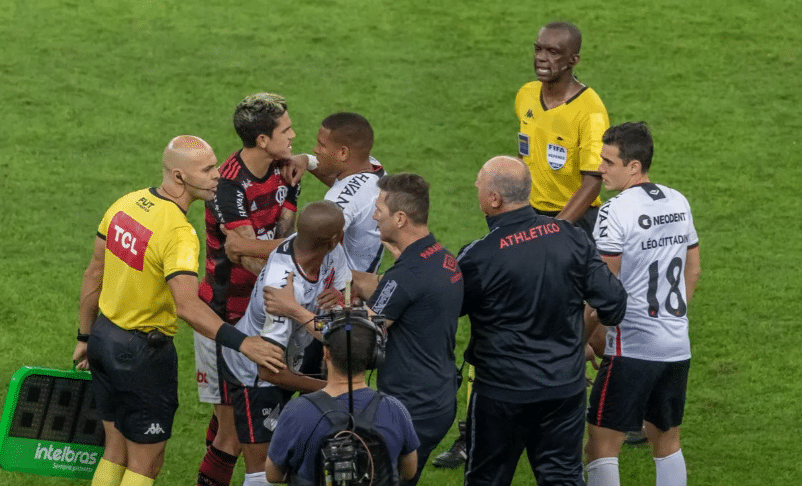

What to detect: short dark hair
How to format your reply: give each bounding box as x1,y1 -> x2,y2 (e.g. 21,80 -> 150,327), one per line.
377,173 -> 429,225
326,323 -> 377,375
233,93 -> 288,148
321,113 -> 374,156
602,122 -> 654,172
543,21 -> 582,54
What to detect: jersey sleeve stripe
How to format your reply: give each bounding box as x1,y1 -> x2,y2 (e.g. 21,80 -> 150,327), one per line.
598,250 -> 622,257
687,242 -> 699,249
97,231 -> 106,240
166,270 -> 198,281
224,220 -> 253,230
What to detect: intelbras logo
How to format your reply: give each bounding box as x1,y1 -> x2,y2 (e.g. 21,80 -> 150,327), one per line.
34,443 -> 99,466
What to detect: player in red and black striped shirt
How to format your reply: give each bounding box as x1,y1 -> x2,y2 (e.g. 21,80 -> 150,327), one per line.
195,93 -> 299,486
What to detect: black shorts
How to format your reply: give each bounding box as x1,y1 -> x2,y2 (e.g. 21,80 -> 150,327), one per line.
87,315 -> 178,444
588,355 -> 690,432
465,390 -> 585,486
226,381 -> 293,444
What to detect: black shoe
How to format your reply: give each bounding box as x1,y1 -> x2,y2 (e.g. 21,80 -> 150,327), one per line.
432,422 -> 467,468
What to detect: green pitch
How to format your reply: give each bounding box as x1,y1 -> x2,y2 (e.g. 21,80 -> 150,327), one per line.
2,0 -> 800,484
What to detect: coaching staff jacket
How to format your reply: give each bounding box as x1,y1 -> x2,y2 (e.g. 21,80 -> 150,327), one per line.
457,206 -> 626,402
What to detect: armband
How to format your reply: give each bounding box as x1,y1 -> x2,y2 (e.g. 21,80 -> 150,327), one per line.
77,329 -> 90,343
306,154 -> 319,171
215,322 -> 247,351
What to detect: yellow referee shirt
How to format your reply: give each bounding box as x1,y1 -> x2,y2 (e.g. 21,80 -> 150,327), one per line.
515,81 -> 609,212
97,188 -> 199,336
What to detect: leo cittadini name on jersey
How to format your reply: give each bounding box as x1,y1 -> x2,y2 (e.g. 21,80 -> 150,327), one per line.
640,235 -> 689,250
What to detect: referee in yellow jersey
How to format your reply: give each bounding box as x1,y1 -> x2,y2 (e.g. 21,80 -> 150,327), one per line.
434,21 -> 609,470
515,21 -> 608,235
71,136 -> 285,486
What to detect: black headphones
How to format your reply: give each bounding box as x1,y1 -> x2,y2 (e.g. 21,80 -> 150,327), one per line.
319,308 -> 387,370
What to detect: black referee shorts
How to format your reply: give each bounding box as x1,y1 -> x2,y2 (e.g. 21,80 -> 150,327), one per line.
534,205 -> 599,240
465,390 -> 585,486
87,315 -> 178,444
588,355 -> 690,432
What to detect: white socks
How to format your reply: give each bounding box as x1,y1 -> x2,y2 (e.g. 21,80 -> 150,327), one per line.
588,449 -> 685,486
243,471 -> 270,486
654,449 -> 686,486
587,457 -> 620,486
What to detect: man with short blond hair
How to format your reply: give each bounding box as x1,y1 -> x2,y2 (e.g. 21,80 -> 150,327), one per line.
195,93 -> 300,486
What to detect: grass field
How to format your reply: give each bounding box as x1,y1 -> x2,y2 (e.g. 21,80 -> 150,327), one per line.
2,0 -> 801,484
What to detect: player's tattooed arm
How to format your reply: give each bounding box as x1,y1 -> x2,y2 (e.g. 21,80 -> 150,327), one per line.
230,225 -> 267,276
276,208 -> 296,238
221,225 -> 284,262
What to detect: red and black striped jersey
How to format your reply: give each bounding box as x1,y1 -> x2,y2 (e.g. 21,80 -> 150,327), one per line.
199,150 -> 300,323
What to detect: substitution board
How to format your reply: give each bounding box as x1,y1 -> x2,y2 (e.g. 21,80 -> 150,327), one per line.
0,366 -> 104,479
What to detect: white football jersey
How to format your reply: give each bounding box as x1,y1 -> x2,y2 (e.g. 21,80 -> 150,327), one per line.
324,159 -> 385,273
222,235 -> 352,386
594,183 -> 699,361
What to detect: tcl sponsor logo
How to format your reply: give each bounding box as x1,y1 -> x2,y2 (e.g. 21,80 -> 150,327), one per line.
107,212 -> 152,271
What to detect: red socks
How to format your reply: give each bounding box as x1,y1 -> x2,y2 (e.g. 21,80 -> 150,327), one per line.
197,445 -> 237,486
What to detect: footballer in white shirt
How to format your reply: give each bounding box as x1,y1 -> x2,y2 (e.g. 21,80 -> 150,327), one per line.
585,122 -> 701,486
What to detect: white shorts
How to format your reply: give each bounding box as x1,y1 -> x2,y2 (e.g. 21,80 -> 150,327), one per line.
194,331 -> 221,404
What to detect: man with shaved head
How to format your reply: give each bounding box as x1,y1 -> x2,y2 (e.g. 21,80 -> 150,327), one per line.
219,200 -> 352,486
72,136 -> 285,486
457,156 -> 627,486
515,21 -> 608,235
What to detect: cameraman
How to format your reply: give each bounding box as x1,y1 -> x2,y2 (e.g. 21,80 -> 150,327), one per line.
265,317 -> 419,484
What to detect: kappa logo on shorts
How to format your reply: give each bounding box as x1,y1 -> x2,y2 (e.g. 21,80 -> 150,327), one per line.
144,423 -> 165,435
372,280 -> 397,314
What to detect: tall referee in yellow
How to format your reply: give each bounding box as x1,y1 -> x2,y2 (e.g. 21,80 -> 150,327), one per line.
516,21 -> 608,236
434,22 -> 608,469
71,136 -> 285,486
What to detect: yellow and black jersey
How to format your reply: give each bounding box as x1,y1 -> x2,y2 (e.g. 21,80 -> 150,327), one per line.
515,81 -> 609,212
97,188 -> 199,336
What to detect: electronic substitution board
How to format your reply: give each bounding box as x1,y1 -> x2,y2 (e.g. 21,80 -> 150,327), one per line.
0,366 -> 104,479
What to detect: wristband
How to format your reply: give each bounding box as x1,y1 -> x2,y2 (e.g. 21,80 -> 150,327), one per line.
306,154 -> 319,171
215,322 -> 247,351
77,329 -> 90,342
